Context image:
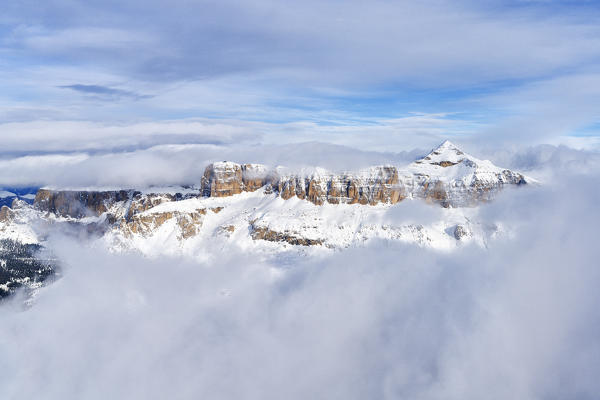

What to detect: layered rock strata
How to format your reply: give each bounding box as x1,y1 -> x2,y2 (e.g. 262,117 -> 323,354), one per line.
27,142 -> 530,244
34,189 -> 133,218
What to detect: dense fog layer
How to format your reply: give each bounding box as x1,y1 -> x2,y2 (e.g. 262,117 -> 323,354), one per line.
0,168 -> 598,399
1,139 -> 599,188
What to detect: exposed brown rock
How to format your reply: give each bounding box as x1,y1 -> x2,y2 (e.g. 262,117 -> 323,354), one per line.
178,211 -> 206,239
127,193 -> 175,220
202,162 -> 243,197
123,208 -> 207,239
432,161 -> 459,167
224,225 -> 235,232
241,164 -> 270,192
276,166 -> 405,206
277,177 -> 308,200
34,189 -> 132,218
307,178 -> 326,205
423,181 -> 448,206
200,162 -> 405,206
0,206 -> 15,223
250,223 -> 324,246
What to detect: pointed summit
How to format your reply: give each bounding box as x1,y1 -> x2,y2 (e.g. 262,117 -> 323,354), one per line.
414,139 -> 468,167
431,140 -> 463,155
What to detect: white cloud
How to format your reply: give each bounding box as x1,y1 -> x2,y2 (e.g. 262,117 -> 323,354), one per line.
1,166 -> 599,399
0,124 -> 597,188
0,0 -> 599,146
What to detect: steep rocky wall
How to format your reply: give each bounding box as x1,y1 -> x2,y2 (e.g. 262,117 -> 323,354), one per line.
201,162 -> 275,197
32,153 -> 528,220
34,189 -> 133,218
0,206 -> 15,223
413,169 -> 527,207
202,162 -> 406,206
201,162 -> 244,197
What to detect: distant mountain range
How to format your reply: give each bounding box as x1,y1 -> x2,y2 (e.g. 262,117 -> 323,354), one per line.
0,187 -> 38,208
0,141 -> 534,299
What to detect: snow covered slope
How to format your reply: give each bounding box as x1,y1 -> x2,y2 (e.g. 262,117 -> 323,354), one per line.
0,141 -> 529,260
404,140 -> 529,206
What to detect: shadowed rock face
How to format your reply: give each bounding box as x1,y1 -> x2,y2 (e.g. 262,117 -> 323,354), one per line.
0,206 -> 15,223
34,189 -> 133,218
121,209 -> 207,239
31,142 -> 530,224
126,192 -> 177,220
408,141 -> 530,207
250,223 -> 324,246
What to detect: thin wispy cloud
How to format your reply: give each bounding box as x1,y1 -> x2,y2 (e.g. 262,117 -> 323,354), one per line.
0,0 -> 598,146
58,84 -> 152,101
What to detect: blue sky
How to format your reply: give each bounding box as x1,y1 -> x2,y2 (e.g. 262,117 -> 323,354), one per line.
1,0 -> 600,152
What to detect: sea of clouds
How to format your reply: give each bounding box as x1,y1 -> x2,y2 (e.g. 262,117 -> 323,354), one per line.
0,144 -> 599,399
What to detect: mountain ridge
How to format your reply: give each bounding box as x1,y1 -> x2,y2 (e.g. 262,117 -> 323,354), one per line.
0,141 -> 533,297
31,141 -> 530,217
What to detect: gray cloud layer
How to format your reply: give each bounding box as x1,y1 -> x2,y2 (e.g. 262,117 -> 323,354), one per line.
0,137 -> 597,188
0,168 -> 599,399
6,0 -> 599,86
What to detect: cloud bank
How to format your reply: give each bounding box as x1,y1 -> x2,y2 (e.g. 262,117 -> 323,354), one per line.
0,133 -> 597,188
0,163 -> 599,399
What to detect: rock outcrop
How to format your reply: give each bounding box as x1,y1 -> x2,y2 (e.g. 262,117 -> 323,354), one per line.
250,223 -> 324,246
196,141 -> 528,208
31,141 -> 531,238
198,163 -> 406,206
200,162 -> 275,197
34,189 -> 133,218
201,162 -> 244,197
0,206 -> 14,223
122,209 -> 208,239
408,141 -> 529,207
274,166 -> 405,206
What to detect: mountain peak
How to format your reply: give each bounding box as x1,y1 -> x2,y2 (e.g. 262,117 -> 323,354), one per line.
412,140 -> 468,168
432,140 -> 463,154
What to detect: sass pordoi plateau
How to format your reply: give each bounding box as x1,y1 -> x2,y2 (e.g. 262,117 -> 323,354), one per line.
0,141 -> 531,299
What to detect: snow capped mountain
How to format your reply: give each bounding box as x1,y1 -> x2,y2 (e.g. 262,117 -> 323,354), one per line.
0,187 -> 38,208
0,141 -> 534,297
408,140 -> 526,183
405,140 -> 529,207
0,141 -> 531,276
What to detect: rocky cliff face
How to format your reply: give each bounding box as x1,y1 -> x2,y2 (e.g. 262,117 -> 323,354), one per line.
198,163 -> 406,206
34,189 -> 133,218
0,206 -> 15,223
0,141 -> 531,303
22,141 -> 531,249
32,141 -> 529,219
194,141 -> 527,208
276,166 -> 405,205
407,141 -> 528,207
201,162 -> 244,197
201,162 -> 275,197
